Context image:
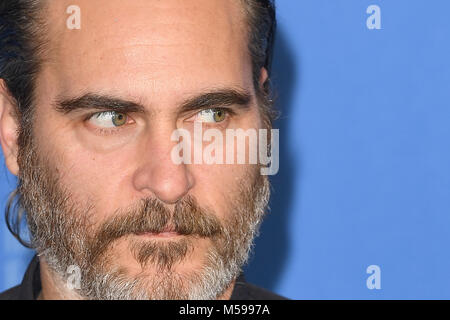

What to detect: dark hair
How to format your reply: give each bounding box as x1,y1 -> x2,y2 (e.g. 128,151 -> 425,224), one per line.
0,0 -> 46,120
0,0 -> 48,247
246,0 -> 277,85
0,0 -> 277,247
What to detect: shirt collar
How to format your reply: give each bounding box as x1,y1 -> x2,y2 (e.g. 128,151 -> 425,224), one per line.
17,255 -> 41,300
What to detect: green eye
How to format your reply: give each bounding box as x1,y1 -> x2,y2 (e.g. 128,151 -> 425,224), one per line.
112,112 -> 127,126
213,109 -> 226,122
197,108 -> 227,123
90,111 -> 128,128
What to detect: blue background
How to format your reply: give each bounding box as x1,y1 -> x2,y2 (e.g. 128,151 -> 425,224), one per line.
1,0 -> 450,299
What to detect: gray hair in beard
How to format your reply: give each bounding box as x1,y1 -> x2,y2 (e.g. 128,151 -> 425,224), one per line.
17,135 -> 270,300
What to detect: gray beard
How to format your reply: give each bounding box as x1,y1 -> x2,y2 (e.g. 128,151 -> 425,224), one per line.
18,139 -> 270,300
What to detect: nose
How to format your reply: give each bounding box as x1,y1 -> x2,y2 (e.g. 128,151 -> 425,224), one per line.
132,127 -> 194,204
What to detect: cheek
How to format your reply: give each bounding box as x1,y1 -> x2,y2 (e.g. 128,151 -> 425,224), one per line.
70,153 -> 138,218
185,112 -> 263,218
36,127 -> 140,221
189,163 -> 256,219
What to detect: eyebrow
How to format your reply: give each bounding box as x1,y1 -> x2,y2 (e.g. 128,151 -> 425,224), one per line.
54,94 -> 146,115
179,88 -> 252,114
54,88 -> 252,116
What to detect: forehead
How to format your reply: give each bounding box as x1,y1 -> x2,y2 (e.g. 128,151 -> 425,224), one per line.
40,0 -> 252,104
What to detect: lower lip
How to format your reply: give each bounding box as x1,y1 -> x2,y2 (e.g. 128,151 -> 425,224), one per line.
138,232 -> 181,238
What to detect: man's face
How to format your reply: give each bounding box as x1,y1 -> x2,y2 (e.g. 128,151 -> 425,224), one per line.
14,0 -> 270,299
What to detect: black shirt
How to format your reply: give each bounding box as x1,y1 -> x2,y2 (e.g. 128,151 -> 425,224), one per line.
0,256 -> 287,300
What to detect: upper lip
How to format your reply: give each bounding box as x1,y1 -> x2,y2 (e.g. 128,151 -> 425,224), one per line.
147,224 -> 177,234
160,223 -> 176,233
133,223 -> 178,235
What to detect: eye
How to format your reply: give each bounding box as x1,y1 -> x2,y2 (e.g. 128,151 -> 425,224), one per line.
196,108 -> 227,123
88,111 -> 129,128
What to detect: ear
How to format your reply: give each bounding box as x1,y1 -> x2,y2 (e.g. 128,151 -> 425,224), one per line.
0,80 -> 19,176
258,67 -> 269,91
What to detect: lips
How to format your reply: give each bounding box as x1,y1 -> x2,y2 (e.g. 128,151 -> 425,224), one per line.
139,231 -> 180,238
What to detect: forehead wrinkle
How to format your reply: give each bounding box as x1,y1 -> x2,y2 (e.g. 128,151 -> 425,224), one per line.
47,0 -> 245,46
40,0 -> 250,70
38,0 -> 252,118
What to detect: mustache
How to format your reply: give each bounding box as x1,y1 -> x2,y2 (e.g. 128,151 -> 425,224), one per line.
88,195 -> 223,262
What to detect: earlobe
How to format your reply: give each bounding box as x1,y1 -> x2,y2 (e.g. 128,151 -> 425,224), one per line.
259,67 -> 269,91
0,80 -> 19,176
